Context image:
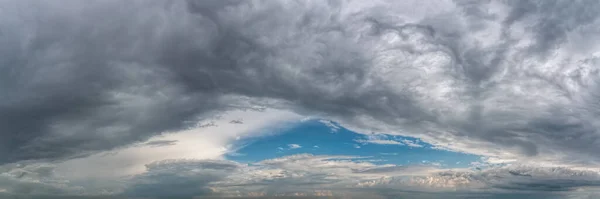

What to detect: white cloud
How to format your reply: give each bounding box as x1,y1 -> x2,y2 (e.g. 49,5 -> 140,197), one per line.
318,120 -> 341,133
355,135 -> 423,147
400,139 -> 423,148
287,144 -> 302,149
356,138 -> 424,147
356,139 -> 403,145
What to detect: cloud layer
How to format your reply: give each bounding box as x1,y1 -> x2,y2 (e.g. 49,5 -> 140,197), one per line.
3,0 -> 600,197
3,0 -> 600,166
2,153 -> 600,198
128,155 -> 600,198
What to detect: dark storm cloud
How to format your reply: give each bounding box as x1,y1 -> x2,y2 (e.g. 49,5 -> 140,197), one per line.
0,0 -> 227,163
2,0 -> 600,167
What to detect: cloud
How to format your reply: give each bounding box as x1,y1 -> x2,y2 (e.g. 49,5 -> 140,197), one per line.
212,154 -> 385,196
0,163 -> 84,196
318,120 -> 341,133
1,0 -> 600,182
399,139 -> 423,148
288,144 -> 302,149
3,154 -> 600,198
209,154 -> 600,198
51,109 -> 298,180
356,139 -> 403,145
144,140 -> 179,147
4,1 -> 600,198
122,159 -> 239,198
355,134 -> 423,147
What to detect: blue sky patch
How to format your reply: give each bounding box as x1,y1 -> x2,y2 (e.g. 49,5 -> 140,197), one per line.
226,120 -> 481,168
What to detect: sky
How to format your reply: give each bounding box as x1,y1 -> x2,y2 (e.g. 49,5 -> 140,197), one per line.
226,119 -> 481,168
2,0 -> 600,198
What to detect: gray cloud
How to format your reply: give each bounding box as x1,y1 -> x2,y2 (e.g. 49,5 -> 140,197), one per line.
123,159 -> 238,198
2,0 -> 600,169
0,163 -> 84,196
0,0 -> 227,163
144,140 -> 178,147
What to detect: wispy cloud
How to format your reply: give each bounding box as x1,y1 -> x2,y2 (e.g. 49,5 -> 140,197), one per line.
355,135 -> 423,147
318,120 -> 341,133
399,139 -> 423,148
356,139 -> 403,145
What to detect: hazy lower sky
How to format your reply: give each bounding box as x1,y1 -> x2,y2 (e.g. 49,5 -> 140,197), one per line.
2,0 -> 600,198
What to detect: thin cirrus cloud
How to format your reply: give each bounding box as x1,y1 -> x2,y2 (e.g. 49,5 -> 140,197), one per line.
2,0 -> 600,198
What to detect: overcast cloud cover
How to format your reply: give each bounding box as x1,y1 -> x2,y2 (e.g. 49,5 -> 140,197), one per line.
2,0 -> 600,198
